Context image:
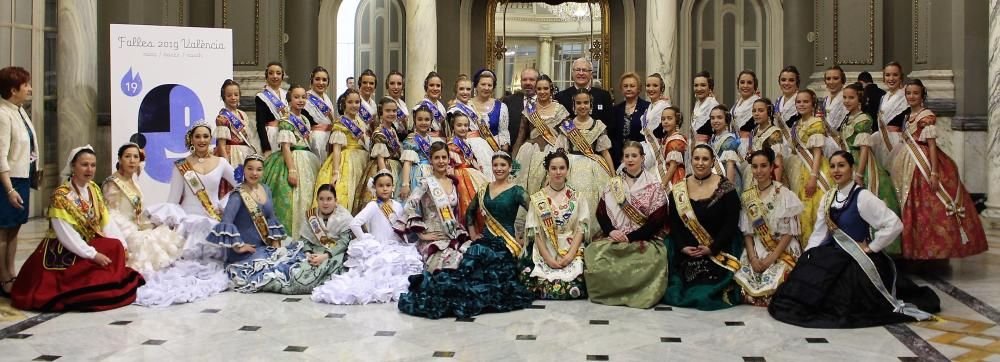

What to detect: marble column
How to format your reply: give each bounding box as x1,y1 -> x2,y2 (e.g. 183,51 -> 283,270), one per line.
645,0 -> 677,96
538,36 -> 553,77
57,0 -> 98,172
405,0 -> 437,104
983,0 -> 1000,219
285,0 -> 320,85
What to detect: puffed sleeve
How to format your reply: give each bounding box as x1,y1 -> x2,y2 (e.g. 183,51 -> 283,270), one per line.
806,133 -> 827,149
401,149 -> 419,164
498,104 -> 511,146
214,116 -> 232,140
919,124 -> 937,141
207,192 -> 244,248
720,150 -> 741,164
739,206 -> 753,236
52,218 -> 98,259
665,150 -> 684,164
329,129 -> 349,146
276,129 -> 297,146
858,189 -> 903,252
805,191 -> 833,251
771,187 -> 804,236
594,134 -> 612,152
853,133 -> 872,147
370,142 -> 389,159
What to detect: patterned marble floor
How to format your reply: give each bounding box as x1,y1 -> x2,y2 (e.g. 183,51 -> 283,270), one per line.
1,219 -> 999,361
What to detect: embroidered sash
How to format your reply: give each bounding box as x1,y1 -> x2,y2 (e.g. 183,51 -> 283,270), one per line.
106,175 -> 143,219
377,199 -> 396,223
671,180 -> 741,272
530,190 -> 567,256
822,191 -> 934,321
307,93 -> 334,121
777,119 -> 831,191
338,116 -> 365,140
175,159 -> 221,220
381,126 -> 401,153
359,99 -> 375,125
452,136 -> 474,160
899,111 -> 969,240
421,99 -> 444,123
711,133 -> 737,176
260,88 -> 287,118
478,186 -> 521,256
219,109 -> 257,154
741,186 -> 796,268
643,128 -> 671,189
426,177 -> 461,239
43,184 -> 107,270
560,119 -> 614,176
306,208 -> 335,247
288,113 -> 310,140
525,101 -> 558,146
414,133 -> 432,160
609,176 -> 648,225
456,102 -> 500,152
238,186 -> 272,244
827,116 -> 849,151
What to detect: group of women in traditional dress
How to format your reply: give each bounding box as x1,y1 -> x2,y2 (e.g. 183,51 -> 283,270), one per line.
1,61 -> 988,330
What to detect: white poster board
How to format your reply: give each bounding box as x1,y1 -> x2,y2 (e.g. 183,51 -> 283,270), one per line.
109,24 -> 232,203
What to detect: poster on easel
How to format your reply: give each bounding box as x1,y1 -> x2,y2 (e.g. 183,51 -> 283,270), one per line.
110,24 -> 232,203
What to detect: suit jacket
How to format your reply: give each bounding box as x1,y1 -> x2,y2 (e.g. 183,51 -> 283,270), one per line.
502,91 -> 527,145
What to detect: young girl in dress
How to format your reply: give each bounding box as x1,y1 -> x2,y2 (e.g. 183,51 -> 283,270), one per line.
399,106 -> 441,199
741,98 -> 785,183
734,148 -> 803,306
312,172 -> 423,304
448,112 -> 490,228
653,107 -> 688,187
354,97 -> 405,212
215,79 -> 261,185
708,105 -> 743,191
397,142 -> 472,272
316,88 -> 370,211
262,85 -> 321,238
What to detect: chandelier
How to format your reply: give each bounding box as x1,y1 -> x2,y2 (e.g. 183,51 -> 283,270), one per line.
541,3 -> 598,22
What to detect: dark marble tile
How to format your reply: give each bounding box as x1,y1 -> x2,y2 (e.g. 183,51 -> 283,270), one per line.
33,356 -> 60,361
6,333 -> 31,339
456,317 -> 476,322
238,326 -> 261,331
109,320 -> 132,326
283,346 -> 308,352
432,351 -> 455,358
589,320 -> 610,325
805,338 -> 828,343
897,357 -> 922,362
724,321 -> 745,326
516,335 -> 537,341
527,304 -> 546,309
654,306 -> 673,311
282,298 -> 302,303
324,313 -> 346,318
375,331 -> 396,337
586,355 -> 609,361
200,309 -> 221,314
884,324 -> 949,362
0,313 -> 60,340
923,276 -> 1000,324
742,357 -> 765,362
660,337 -> 682,343
142,339 -> 167,346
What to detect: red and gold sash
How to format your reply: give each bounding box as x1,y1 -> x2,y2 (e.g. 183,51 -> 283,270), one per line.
560,119 -> 614,176
525,101 -> 558,147
671,180 -> 741,272
306,208 -> 335,247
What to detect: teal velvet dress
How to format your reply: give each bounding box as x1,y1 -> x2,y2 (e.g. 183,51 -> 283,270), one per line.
398,184 -> 535,319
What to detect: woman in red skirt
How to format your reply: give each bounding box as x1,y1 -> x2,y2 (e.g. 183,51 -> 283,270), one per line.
11,145 -> 144,311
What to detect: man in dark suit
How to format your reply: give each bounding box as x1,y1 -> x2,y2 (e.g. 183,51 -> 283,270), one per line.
505,68 -> 538,153
554,58 -> 616,166
858,71 -> 885,122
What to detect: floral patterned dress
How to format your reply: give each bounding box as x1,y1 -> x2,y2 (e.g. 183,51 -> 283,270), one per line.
520,186 -> 590,300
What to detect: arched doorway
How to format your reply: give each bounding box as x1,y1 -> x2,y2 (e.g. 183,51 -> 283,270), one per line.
354,0 -> 405,99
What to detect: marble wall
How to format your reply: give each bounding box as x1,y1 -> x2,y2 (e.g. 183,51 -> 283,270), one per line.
405,0 -> 436,107
645,0 -> 677,94
984,0 -> 1000,217
57,0 -> 98,177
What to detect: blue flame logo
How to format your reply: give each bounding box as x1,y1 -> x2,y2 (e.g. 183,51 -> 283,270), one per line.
121,68 -> 143,97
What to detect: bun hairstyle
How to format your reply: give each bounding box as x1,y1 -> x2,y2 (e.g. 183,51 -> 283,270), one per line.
423,71 -> 442,91
653,106 -> 684,138
220,79 -> 240,100
447,111 -> 469,130
693,70 -> 715,90
264,61 -> 284,77
377,96 -> 397,117
830,150 -> 855,167
904,78 -> 928,101
115,143 -> 145,171
736,69 -> 759,90
429,141 -> 449,157
574,88 -> 593,102
454,74 -> 471,94
543,148 -> 570,169
315,183 -> 337,199
885,61 -> 904,74
825,65 -> 846,84
779,65 -> 801,87
692,143 -> 716,159
646,72 -> 665,90
286,84 -> 306,102
309,66 -> 330,83
711,104 -> 733,124
492,151 -> 513,164
413,104 -> 434,120
749,148 -> 775,165
537,73 -> 553,84
844,82 -> 865,98
796,89 -> 818,108
753,98 -> 776,122
622,140 -> 645,156
385,70 -> 404,90
359,68 -> 378,88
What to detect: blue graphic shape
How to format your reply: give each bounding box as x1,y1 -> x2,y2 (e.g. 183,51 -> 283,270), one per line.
233,164 -> 245,184
137,84 -> 206,183
121,68 -> 143,97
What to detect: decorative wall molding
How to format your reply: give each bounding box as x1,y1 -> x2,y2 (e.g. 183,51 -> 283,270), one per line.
223,0 -> 261,66
814,0 -> 823,66
912,0 -> 929,64
832,0 -> 876,65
